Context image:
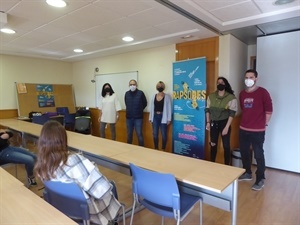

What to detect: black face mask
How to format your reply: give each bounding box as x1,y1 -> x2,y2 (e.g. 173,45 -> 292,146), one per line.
217,84 -> 225,91
104,87 -> 111,93
157,87 -> 164,92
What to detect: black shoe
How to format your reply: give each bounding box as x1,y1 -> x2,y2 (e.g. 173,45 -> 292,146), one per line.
28,177 -> 37,186
252,180 -> 264,191
238,172 -> 252,181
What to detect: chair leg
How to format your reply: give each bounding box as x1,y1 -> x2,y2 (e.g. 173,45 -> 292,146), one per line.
199,200 -> 202,225
161,216 -> 165,225
121,203 -> 126,225
129,200 -> 136,225
14,164 -> 18,177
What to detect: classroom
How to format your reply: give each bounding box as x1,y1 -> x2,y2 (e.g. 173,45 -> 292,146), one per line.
0,1 -> 299,225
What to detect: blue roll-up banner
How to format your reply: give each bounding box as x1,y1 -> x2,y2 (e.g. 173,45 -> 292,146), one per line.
172,57 -> 206,159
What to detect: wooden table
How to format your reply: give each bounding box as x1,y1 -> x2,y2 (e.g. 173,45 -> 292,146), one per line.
0,118 -> 245,225
0,167 -> 77,225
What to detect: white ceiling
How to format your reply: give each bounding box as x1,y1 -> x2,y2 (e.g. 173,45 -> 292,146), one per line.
0,0 -> 299,62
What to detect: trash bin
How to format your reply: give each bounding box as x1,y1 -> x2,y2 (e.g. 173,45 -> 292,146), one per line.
232,149 -> 243,168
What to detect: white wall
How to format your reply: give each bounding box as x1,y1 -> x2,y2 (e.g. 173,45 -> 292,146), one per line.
219,34 -> 248,114
72,44 -> 176,112
0,55 -> 73,110
257,31 -> 300,173
247,44 -> 257,69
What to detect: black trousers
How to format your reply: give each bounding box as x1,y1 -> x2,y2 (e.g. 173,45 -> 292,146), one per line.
209,119 -> 231,165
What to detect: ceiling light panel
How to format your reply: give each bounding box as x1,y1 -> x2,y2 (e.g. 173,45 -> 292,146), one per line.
46,0 -> 67,8
254,0 -> 300,12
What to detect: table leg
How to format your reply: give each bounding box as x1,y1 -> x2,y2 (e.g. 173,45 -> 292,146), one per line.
232,179 -> 238,225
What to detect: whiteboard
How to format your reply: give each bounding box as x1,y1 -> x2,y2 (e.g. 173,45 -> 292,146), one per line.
95,71 -> 138,109
257,31 -> 300,173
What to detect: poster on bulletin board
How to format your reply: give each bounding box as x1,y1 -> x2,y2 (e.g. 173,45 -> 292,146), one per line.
36,84 -> 55,107
172,57 -> 206,159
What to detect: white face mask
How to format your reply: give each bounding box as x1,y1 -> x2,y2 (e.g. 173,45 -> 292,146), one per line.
245,78 -> 255,88
129,85 -> 136,92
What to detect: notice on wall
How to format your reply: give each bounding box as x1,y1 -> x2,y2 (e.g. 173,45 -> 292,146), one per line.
17,83 -> 27,94
36,84 -> 55,107
172,57 -> 206,159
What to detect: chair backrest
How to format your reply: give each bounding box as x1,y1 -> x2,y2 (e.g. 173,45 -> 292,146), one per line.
43,181 -> 89,222
65,113 -> 76,123
32,114 -> 49,125
49,115 -> 64,125
75,109 -> 91,118
75,117 -> 91,134
129,163 -> 180,210
56,107 -> 69,115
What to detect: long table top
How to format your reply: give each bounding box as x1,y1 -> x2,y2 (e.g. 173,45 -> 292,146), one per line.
0,167 -> 77,225
0,118 -> 245,193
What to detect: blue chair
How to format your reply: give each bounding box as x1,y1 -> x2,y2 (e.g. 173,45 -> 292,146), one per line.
43,181 -> 90,225
129,163 -> 202,225
56,107 -> 69,116
64,113 -> 76,131
32,114 -> 49,125
43,180 -> 125,225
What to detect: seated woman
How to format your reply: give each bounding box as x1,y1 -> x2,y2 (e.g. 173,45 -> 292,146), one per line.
0,129 -> 37,186
34,120 -> 121,225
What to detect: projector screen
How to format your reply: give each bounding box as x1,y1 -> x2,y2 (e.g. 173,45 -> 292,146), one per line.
257,31 -> 300,173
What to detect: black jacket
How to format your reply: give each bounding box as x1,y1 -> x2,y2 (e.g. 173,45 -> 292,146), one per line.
124,89 -> 147,119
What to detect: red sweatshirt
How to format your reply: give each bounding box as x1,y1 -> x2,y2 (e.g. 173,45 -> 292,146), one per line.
239,87 -> 273,132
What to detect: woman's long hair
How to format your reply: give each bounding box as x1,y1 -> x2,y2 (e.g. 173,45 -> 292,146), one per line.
218,76 -> 234,95
34,120 -> 68,180
101,83 -> 115,97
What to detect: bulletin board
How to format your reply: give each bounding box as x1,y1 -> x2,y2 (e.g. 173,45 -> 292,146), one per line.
15,83 -> 76,117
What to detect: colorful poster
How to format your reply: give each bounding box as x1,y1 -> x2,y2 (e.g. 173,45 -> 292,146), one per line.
172,57 -> 206,159
36,84 -> 55,107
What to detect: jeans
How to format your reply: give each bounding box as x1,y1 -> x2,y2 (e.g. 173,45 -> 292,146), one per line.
209,119 -> 231,165
152,114 -> 167,150
126,118 -> 144,146
100,122 -> 116,140
239,129 -> 265,181
0,146 -> 36,177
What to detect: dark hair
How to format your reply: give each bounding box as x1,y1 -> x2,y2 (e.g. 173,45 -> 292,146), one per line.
245,69 -> 258,78
101,83 -> 115,97
217,76 -> 234,95
34,120 -> 68,180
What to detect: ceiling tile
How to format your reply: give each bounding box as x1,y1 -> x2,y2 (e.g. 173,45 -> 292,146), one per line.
210,1 -> 261,22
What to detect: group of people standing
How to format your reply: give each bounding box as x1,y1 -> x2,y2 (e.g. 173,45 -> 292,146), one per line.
99,69 -> 273,191
0,69 -> 272,222
98,79 -> 172,150
205,69 -> 273,191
